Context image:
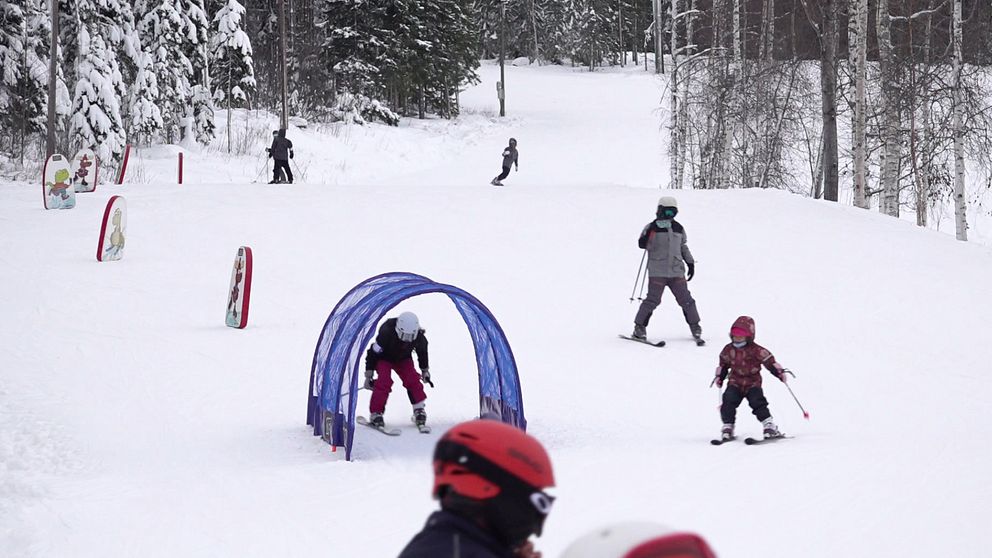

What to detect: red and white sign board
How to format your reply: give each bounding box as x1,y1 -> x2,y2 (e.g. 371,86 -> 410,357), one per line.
226,246 -> 253,329
96,196 -> 127,262
71,148 -> 99,193
43,154 -> 75,210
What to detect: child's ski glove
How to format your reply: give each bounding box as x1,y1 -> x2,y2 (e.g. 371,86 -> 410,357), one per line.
363,369 -> 375,390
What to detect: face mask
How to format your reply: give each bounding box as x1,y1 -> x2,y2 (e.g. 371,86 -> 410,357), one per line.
655,219 -> 672,229
732,341 -> 747,348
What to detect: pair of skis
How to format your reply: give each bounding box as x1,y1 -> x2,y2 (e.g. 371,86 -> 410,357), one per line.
357,415 -> 432,436
618,334 -> 706,348
710,435 -> 790,446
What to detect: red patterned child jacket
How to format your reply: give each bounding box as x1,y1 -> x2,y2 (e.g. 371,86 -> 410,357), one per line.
716,316 -> 785,391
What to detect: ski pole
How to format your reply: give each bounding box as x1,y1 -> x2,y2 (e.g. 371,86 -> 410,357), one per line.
782,370 -> 809,419
637,264 -> 649,301
629,250 -> 647,302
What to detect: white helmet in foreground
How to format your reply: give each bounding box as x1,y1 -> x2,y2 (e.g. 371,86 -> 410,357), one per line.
561,522 -> 717,558
395,311 -> 420,342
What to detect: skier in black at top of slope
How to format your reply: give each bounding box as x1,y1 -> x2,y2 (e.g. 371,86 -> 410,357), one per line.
491,138 -> 519,186
267,129 -> 294,184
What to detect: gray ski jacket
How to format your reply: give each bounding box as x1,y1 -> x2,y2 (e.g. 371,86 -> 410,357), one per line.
638,220 -> 694,278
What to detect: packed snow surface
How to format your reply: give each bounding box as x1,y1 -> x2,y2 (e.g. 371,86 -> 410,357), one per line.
3,62 -> 992,557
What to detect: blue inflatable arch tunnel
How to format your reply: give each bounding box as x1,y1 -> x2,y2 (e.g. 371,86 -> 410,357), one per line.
306,272 -> 526,460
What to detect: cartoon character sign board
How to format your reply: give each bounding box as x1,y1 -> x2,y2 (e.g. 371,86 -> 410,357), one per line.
226,246 -> 253,329
43,154 -> 76,210
71,149 -> 99,193
96,196 -> 127,262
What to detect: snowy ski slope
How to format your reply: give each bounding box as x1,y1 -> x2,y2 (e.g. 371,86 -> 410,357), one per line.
2,62 -> 992,558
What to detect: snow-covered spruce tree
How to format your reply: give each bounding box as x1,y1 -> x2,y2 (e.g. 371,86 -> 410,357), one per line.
211,0 -> 254,151
69,21 -> 126,162
136,0 -> 214,145
179,0 -> 214,145
0,0 -> 27,148
137,0 -> 193,143
128,49 -> 163,144
402,0 -> 479,118
572,0 -> 617,70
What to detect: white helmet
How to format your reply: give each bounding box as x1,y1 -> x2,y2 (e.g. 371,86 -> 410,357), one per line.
395,312 -> 420,342
657,196 -> 678,209
561,522 -> 717,558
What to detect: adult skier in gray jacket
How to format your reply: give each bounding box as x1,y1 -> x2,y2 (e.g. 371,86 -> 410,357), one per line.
632,196 -> 702,342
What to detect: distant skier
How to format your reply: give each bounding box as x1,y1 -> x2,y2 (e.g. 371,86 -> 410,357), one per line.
267,129 -> 294,184
363,311 -> 430,430
397,419 -> 555,558
631,196 -> 702,343
490,137 -> 518,186
713,316 -> 790,441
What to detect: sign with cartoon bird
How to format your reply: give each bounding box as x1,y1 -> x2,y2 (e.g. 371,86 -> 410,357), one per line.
97,196 -> 127,262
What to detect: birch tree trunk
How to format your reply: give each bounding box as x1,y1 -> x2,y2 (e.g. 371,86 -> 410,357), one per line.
850,0 -> 868,208
678,0 -> 694,187
820,0 -> 839,202
877,0 -> 901,216
951,0 -> 968,240
669,0 -> 683,189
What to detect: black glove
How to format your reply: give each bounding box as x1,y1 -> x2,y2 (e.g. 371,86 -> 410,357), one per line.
290,150 -> 294,159
363,370 -> 375,390
421,368 -> 434,388
687,262 -> 695,281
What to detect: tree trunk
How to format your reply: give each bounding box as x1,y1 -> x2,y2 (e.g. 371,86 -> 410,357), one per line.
669,0 -> 682,188
850,0 -> 868,208
951,0 -> 968,240
877,0 -> 900,216
820,0 -> 839,202
227,74 -> 233,154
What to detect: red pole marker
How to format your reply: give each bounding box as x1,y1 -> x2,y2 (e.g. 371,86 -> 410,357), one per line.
178,152 -> 184,184
117,144 -> 131,184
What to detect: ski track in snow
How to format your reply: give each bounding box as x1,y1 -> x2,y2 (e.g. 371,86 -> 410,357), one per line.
2,62 -> 992,557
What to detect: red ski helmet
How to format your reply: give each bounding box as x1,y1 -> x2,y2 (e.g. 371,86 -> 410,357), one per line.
561,522 -> 718,558
433,420 -> 555,545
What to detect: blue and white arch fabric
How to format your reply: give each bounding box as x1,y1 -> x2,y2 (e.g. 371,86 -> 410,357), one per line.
306,272 -> 525,460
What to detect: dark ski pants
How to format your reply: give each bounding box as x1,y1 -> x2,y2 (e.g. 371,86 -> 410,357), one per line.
634,276 -> 700,332
721,385 -> 771,424
494,166 -> 511,182
370,358 -> 427,415
273,159 -> 293,183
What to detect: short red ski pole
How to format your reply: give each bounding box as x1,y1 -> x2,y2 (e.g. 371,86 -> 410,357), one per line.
784,381 -> 809,420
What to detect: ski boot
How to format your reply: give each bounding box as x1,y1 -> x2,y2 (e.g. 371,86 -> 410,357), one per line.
691,325 -> 704,345
369,412 -> 385,429
762,417 -> 783,439
721,423 -> 735,441
412,408 -> 431,433
632,323 -> 647,341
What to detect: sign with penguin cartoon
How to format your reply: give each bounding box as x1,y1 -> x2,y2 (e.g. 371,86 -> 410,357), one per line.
43,154 -> 76,210
226,246 -> 253,329
71,149 -> 99,193
96,196 -> 127,262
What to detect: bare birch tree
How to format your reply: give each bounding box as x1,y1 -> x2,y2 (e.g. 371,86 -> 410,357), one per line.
849,0 -> 868,209
951,0 -> 967,240
876,0 -> 902,216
